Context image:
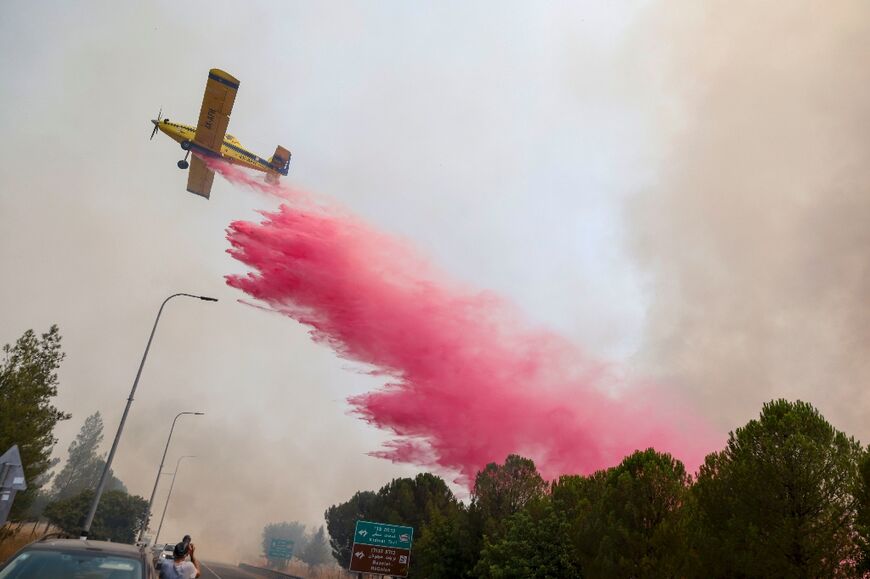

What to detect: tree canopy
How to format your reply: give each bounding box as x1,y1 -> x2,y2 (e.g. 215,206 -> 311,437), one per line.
690,399 -> 867,578
323,400 -> 870,578
325,473 -> 461,575
52,412 -> 126,500
261,521 -> 308,570
44,489 -> 147,543
569,449 -> 691,578
299,525 -> 332,568
472,454 -> 548,528
0,325 -> 70,517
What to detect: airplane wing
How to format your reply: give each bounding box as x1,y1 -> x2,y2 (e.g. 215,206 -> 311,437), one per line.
193,69 -> 239,152
186,155 -> 215,199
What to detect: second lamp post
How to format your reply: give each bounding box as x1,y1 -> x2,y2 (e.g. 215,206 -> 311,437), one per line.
138,411 -> 204,543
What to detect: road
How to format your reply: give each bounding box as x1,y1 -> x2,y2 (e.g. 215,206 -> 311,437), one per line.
199,561 -> 263,579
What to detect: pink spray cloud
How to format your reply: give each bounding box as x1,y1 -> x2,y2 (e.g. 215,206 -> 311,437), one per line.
210,158 -> 715,484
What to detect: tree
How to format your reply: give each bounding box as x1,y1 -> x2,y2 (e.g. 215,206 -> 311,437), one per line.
472,455 -> 548,528
324,490 -> 379,567
570,449 -> 691,578
470,453 -> 549,565
299,525 -> 332,569
44,489 -> 148,542
52,412 -> 125,500
856,451 -> 870,574
415,455 -> 548,579
476,498 -> 581,579
262,521 -> 308,570
0,325 -> 71,517
414,505 -> 479,579
691,399 -> 865,578
375,472 -> 459,531
324,473 -> 461,572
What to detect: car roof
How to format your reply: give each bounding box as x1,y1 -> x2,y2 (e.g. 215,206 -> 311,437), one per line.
26,538 -> 145,558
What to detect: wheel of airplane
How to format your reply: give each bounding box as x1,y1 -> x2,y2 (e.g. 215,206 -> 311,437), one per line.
177,160 -> 189,170
180,140 -> 191,150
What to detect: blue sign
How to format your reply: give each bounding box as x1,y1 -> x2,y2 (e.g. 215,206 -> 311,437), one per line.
267,538 -> 294,559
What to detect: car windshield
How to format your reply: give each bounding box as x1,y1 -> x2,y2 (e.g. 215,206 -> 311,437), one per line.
0,549 -> 142,579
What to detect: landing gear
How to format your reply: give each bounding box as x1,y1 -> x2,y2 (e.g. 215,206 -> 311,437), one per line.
177,150 -> 191,170
180,140 -> 191,150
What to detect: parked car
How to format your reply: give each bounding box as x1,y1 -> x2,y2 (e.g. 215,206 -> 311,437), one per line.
154,543 -> 175,566
0,536 -> 156,578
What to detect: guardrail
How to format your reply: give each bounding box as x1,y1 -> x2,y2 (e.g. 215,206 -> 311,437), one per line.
237,563 -> 304,579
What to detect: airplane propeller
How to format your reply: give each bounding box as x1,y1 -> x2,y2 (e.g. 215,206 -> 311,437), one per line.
150,107 -> 162,140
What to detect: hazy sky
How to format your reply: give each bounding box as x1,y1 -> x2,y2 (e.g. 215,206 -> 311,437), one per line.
1,0 -> 867,563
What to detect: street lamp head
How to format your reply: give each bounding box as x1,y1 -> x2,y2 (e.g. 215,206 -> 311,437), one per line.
198,296 -> 218,302
194,412 -> 205,416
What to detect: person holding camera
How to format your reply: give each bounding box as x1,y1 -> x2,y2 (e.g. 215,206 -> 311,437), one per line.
159,535 -> 201,579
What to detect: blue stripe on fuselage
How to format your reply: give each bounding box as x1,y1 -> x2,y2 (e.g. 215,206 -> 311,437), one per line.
190,140 -> 273,170
222,141 -> 272,168
187,141 -> 219,157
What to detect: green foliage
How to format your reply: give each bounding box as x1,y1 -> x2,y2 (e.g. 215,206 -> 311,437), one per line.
691,399 -> 865,578
0,326 -> 70,517
324,473 -> 461,575
324,490 -> 379,567
414,501 -> 478,579
570,449 -> 691,578
476,498 -> 580,579
52,412 -> 125,500
472,454 -> 548,528
443,454 -> 549,577
856,451 -> 870,574
323,402 -> 870,578
261,521 -> 308,570
376,472 -> 458,531
44,489 -> 147,542
299,525 -> 332,568
24,457 -> 60,519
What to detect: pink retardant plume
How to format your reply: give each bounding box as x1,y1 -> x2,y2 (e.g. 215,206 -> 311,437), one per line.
213,160 -> 715,484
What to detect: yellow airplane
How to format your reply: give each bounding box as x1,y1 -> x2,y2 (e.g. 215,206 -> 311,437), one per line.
150,69 -> 291,199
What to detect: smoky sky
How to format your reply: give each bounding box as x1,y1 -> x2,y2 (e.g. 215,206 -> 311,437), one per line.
1,0 -> 867,564
628,0 -> 870,437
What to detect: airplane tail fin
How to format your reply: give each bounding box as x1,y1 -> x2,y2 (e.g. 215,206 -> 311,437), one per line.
268,145 -> 291,176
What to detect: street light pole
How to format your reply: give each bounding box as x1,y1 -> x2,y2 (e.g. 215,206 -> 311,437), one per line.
81,293 -> 217,538
154,455 -> 196,546
138,411 -> 204,542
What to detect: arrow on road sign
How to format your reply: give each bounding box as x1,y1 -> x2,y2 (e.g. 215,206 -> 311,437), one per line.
358,530 -> 368,537
355,551 -> 365,559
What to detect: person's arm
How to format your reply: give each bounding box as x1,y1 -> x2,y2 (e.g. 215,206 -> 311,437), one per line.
188,543 -> 201,578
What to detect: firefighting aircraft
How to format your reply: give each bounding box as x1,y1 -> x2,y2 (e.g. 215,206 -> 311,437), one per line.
149,68 -> 291,199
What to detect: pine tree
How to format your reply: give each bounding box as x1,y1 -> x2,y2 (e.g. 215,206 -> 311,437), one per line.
691,399 -> 865,577
52,412 -> 126,500
0,325 -> 70,517
300,525 -> 332,569
53,412 -> 104,499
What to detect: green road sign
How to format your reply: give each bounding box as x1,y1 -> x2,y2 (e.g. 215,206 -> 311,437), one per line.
353,520 -> 414,549
267,538 -> 294,559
